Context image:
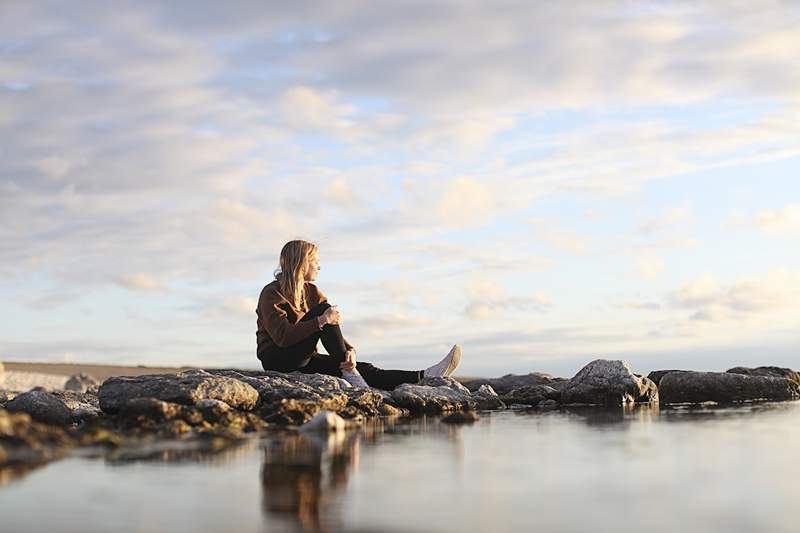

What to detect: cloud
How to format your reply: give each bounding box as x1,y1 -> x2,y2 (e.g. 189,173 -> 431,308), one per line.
115,273 -> 164,291
753,204 -> 800,236
668,270 -> 800,322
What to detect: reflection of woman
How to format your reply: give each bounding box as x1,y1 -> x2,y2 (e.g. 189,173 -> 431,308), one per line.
256,240 -> 461,389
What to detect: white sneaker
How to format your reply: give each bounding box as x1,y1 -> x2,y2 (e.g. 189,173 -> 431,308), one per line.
341,369 -> 369,388
423,345 -> 462,378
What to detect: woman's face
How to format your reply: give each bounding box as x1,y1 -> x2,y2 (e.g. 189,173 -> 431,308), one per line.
303,253 -> 320,282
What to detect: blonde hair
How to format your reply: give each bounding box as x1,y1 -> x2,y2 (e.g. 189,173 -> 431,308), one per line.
274,240 -> 318,310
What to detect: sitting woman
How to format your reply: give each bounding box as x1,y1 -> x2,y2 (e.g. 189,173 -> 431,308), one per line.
256,239 -> 461,390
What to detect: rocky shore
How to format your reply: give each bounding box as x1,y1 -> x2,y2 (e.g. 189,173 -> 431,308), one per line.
1,359 -> 798,477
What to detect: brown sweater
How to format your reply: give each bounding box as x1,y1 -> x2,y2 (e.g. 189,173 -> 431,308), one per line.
256,280 -> 352,357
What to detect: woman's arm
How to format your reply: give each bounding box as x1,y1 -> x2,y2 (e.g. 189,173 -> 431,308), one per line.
259,290 -> 320,348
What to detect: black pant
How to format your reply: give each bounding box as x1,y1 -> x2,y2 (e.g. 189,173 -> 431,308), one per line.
259,303 -> 420,391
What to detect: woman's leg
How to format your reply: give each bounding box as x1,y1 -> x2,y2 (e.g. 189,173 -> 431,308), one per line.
302,303 -> 348,363
355,362 -> 421,391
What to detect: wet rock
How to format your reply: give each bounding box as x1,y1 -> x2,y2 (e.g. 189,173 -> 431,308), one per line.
390,381 -> 475,413
378,403 -> 406,416
98,370 -> 260,413
647,370 -> 688,387
726,366 -> 800,387
6,391 -> 73,426
0,409 -> 74,467
195,399 -> 233,423
538,399 -> 559,410
441,411 -> 480,424
559,359 -> 658,406
501,385 -> 560,406
65,372 -> 100,393
300,410 -> 347,432
461,372 -> 567,394
471,384 -> 506,410
208,370 -> 348,411
660,371 -> 800,404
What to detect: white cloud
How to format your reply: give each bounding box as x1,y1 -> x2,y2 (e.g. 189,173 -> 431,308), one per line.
115,273 -> 164,291
753,204 -> 800,236
669,270 -> 800,322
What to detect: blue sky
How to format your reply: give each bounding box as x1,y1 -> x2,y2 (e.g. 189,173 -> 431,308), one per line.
1,1 -> 799,377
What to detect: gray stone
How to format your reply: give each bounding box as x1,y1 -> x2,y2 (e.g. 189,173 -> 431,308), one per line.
390,382 -> 475,413
461,372 -> 567,394
98,369 -> 260,413
501,385 -> 560,406
65,372 -> 100,393
726,366 -> 800,387
472,384 -> 506,410
50,390 -> 101,421
646,370 -> 688,387
559,359 -> 658,406
6,391 -> 73,426
660,371 -> 800,404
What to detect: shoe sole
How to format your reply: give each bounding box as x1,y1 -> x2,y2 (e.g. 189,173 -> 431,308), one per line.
443,345 -> 462,377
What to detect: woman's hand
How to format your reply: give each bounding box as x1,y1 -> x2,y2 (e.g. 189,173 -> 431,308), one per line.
321,305 -> 341,326
340,349 -> 356,372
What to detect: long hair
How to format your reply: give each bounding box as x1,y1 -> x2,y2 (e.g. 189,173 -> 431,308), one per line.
274,240 -> 318,310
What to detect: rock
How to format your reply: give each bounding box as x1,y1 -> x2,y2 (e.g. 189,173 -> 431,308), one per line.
559,359 -> 658,406
660,371 -> 800,404
726,366 -> 800,387
0,408 -> 75,466
120,398 -> 185,423
538,399 -> 559,410
260,398 -> 323,426
345,389 -> 387,417
471,384 -> 506,410
5,391 -> 73,426
65,372 -> 100,393
378,403 -> 406,416
195,399 -> 234,423
441,411 -> 480,424
98,370 -> 260,413
300,410 -> 347,432
50,390 -> 102,421
646,370 -> 688,387
461,372 -> 567,395
501,385 -> 560,406
390,382 -> 475,413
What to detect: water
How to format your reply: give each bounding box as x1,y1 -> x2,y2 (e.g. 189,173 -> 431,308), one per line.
2,403 -> 799,533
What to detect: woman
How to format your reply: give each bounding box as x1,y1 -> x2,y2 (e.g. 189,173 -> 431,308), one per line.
256,240 -> 461,390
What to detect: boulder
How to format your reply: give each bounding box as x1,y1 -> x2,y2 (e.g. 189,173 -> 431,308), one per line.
461,372 -> 567,394
50,390 -> 102,421
65,372 -> 100,393
646,370 -> 688,387
98,370 -> 260,413
559,359 -> 658,406
471,384 -> 506,410
501,385 -> 560,406
206,370 -> 349,409
660,371 -> 800,404
390,377 -> 475,413
726,366 -> 800,387
5,391 -> 73,426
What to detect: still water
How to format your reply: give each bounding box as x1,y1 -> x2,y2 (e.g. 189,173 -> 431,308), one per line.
2,403 -> 799,533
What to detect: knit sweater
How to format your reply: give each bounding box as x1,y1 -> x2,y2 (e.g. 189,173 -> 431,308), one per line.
256,280 -> 352,358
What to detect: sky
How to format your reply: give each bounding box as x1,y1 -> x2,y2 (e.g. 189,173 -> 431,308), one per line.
1,1 -> 799,378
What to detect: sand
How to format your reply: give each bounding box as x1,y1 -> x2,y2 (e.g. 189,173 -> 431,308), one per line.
1,361 -> 191,392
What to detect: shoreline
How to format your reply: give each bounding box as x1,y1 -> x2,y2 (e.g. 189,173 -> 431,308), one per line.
2,362 -> 192,381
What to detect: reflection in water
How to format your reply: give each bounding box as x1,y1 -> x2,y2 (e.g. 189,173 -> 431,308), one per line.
260,417 -> 465,533
261,431 -> 358,532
